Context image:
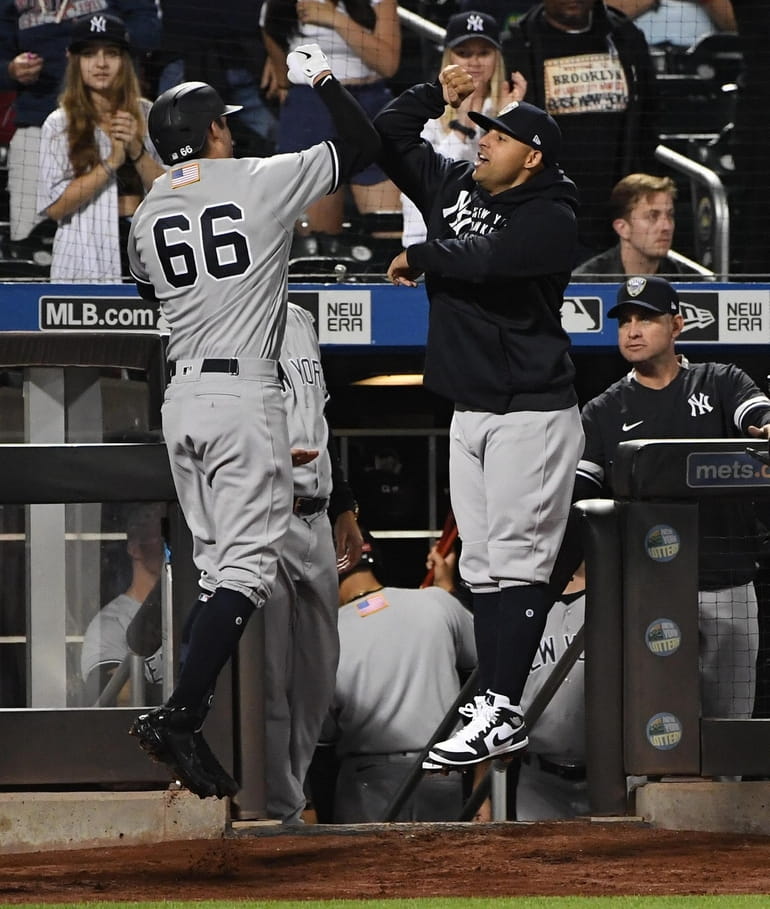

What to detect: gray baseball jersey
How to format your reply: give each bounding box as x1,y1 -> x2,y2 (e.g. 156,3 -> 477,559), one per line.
282,303 -> 331,499
521,592 -> 586,763
325,584 -> 476,822
516,592 -> 589,821
128,145 -> 339,362
81,593 -> 163,688
327,586 -> 476,755
127,142 -> 340,606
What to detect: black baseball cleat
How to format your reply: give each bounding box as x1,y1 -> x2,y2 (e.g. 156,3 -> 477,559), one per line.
193,732 -> 240,799
130,706 -> 219,799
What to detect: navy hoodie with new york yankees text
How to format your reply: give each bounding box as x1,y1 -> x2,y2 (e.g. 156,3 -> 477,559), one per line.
374,80 -> 579,415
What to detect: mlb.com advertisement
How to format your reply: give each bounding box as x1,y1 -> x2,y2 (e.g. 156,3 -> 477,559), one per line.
40,296 -> 158,331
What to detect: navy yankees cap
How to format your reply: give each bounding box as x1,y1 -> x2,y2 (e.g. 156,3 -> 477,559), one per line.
69,13 -> 130,52
608,275 -> 680,318
469,101 -> 561,165
445,11 -> 501,50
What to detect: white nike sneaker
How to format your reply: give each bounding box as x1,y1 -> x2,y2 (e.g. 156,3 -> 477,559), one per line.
422,695 -> 485,771
428,691 -> 528,767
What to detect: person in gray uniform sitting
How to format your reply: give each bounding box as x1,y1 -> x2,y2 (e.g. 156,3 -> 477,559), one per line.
321,532 -> 477,822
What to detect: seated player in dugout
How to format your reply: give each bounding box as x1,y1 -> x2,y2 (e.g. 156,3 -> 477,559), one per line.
81,504 -> 165,707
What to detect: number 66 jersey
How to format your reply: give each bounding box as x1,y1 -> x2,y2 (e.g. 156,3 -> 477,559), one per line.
127,145 -> 338,362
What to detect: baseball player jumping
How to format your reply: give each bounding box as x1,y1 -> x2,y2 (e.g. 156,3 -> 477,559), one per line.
126,45 -> 380,798
374,67 -> 583,769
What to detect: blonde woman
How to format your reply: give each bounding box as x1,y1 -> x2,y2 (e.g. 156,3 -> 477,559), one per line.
401,10 -> 526,246
38,14 -> 163,282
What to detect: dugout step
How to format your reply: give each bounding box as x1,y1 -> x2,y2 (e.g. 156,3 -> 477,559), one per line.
0,788 -> 227,854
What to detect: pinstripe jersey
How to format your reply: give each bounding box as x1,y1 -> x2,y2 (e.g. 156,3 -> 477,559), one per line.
578,356 -> 770,589
127,143 -> 339,362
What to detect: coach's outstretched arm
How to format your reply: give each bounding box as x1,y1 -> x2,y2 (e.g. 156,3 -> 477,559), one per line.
286,44 -> 381,179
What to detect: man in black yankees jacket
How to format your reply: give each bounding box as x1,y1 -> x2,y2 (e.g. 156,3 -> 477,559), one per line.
575,275 -> 770,720
374,66 -> 584,769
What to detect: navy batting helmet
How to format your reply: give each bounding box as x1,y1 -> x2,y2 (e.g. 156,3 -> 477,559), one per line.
148,81 -> 242,166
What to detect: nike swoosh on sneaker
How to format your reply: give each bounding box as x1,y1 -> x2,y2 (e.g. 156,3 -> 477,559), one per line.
622,420 -> 644,432
492,730 -> 514,748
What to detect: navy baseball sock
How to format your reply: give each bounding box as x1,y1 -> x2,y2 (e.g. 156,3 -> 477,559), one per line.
178,594 -> 209,671
470,591 -> 501,696
168,587 -> 255,715
493,584 -> 551,705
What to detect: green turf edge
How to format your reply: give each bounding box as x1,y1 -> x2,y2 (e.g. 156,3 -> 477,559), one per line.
9,896 -> 770,909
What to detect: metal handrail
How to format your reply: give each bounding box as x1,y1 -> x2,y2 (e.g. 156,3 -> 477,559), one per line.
655,143 -> 730,280
397,6 -> 446,43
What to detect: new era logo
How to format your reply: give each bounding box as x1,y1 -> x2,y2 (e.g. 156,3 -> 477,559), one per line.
532,133 -> 542,146
89,15 -> 107,34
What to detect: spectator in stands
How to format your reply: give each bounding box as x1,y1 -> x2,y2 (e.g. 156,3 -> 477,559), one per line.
400,9 -> 524,247
154,1 -> 277,159
501,0 -> 659,260
261,0 -> 401,253
37,14 -> 164,282
320,533 -> 476,822
0,0 -> 159,259
572,173 -> 711,279
611,1 -> 736,49
81,503 -> 164,707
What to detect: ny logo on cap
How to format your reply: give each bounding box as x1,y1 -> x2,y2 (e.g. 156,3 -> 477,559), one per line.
466,13 -> 485,32
89,15 -> 108,33
626,276 -> 647,297
499,101 -> 519,115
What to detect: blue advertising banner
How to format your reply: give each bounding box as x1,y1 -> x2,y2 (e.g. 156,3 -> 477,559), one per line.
0,281 -> 768,348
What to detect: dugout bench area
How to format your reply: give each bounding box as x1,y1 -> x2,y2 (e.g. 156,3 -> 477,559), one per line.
1,287 -> 770,826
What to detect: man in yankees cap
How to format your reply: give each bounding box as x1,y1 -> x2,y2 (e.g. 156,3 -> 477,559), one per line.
374,65 -> 583,769
565,274 -> 770,725
126,44 -> 380,798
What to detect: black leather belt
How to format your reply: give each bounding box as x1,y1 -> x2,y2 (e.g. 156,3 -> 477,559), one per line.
293,496 -> 328,516
524,754 -> 586,781
170,358 -> 240,377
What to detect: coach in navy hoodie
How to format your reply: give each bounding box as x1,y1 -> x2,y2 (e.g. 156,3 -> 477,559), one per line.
374,65 -> 584,770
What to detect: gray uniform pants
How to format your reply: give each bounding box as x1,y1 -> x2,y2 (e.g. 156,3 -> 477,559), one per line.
449,406 -> 584,590
699,582 -> 758,719
264,511 -> 340,823
162,360 -> 292,606
334,752 -> 464,823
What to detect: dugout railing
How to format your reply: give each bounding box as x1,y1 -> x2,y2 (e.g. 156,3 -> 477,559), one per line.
581,437 -> 770,816
0,440 -> 272,818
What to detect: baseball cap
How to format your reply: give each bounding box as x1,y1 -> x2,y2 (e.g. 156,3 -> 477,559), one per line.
338,527 -> 380,582
607,275 -> 680,318
445,11 -> 501,50
469,101 -> 562,165
69,13 -> 130,53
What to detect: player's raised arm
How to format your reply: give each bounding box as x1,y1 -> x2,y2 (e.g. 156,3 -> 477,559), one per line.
285,43 -> 381,179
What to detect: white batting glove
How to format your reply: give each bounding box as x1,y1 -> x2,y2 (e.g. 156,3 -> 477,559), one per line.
287,44 -> 331,86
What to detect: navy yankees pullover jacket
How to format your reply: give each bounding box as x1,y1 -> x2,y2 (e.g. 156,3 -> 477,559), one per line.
375,81 -> 579,415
